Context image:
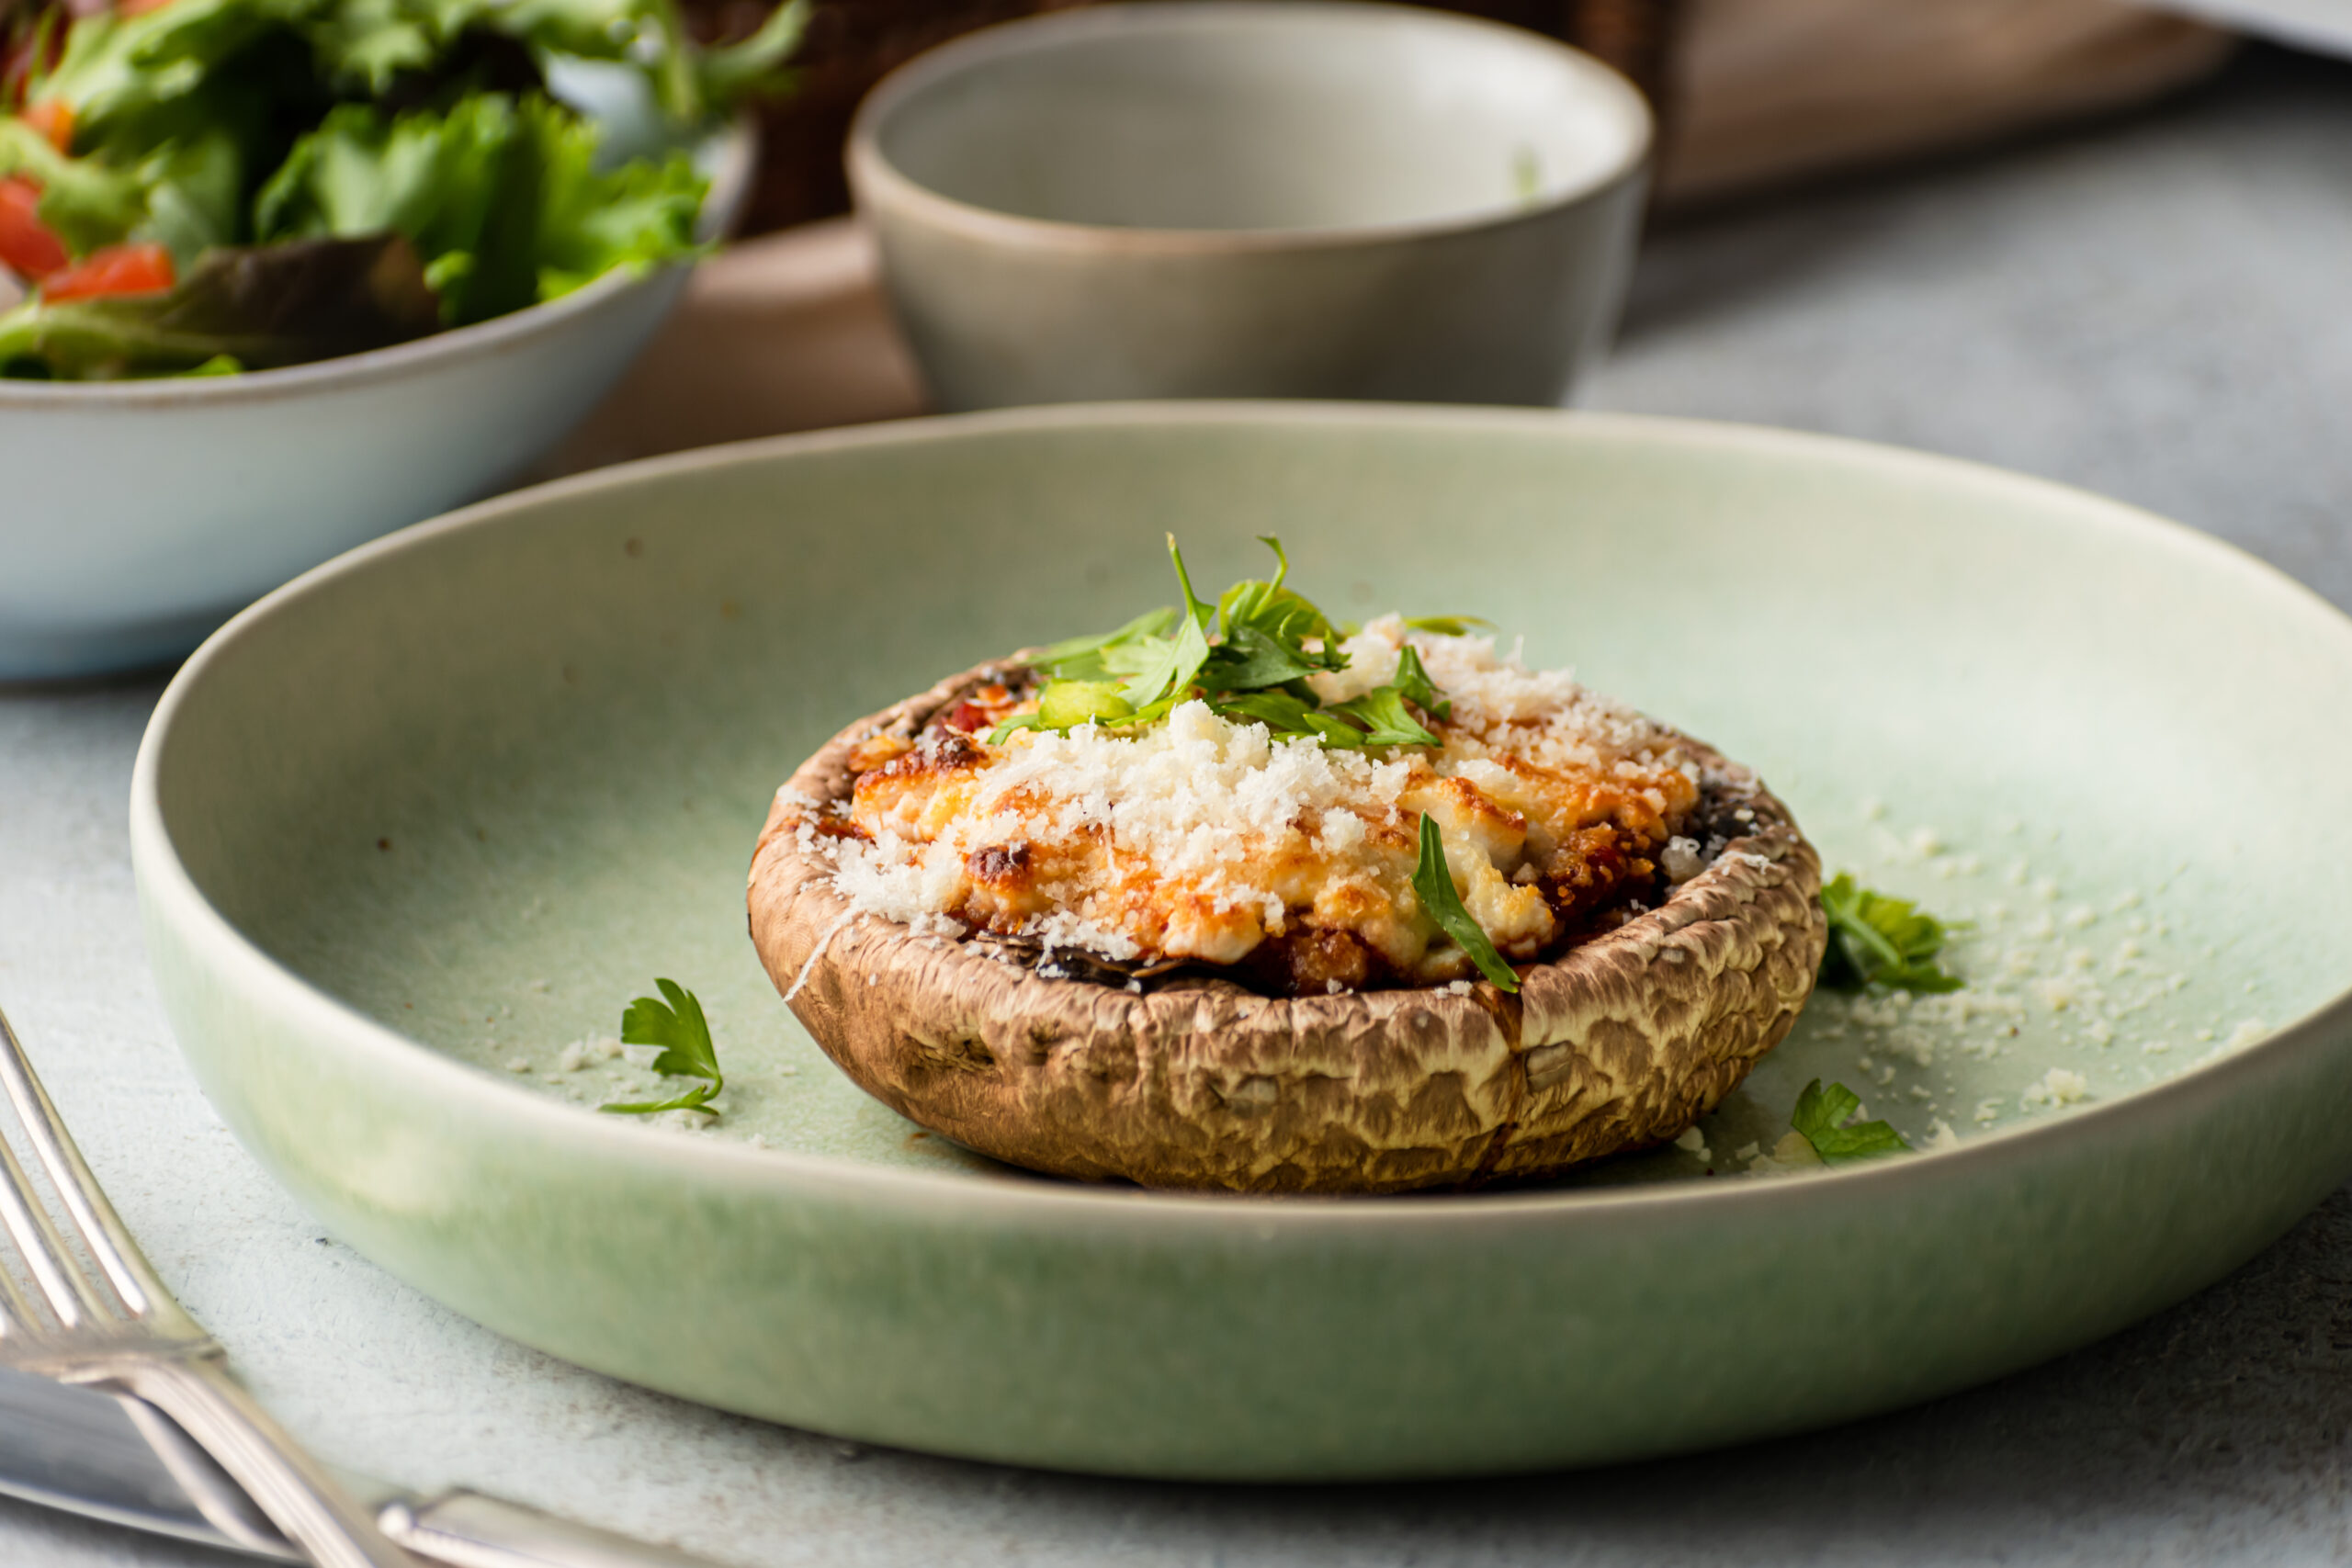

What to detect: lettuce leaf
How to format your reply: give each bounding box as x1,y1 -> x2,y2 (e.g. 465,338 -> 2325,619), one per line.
33,0 -> 326,150
256,93 -> 545,322
531,107 -> 702,297
255,92 -> 698,323
0,231 -> 436,376
0,118 -> 147,253
1,0 -> 779,377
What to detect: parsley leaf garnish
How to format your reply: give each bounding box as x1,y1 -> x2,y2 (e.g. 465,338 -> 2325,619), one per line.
1210,689 -> 1369,748
1818,874 -> 1965,993
1789,1078 -> 1911,1166
1165,532 -> 1218,632
1198,622 -> 1323,691
1116,601 -> 1213,710
986,678 -> 1141,742
1037,607 -> 1179,679
599,978 -> 724,1116
1217,535 -> 1344,652
994,536 -> 1464,750
1410,814 -> 1521,992
987,713 -> 1051,743
1403,615 -> 1492,637
1038,679 -> 1135,728
1331,685 -> 1441,748
1393,644 -> 1451,719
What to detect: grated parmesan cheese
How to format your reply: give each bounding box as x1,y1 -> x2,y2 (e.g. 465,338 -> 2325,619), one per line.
799,620 -> 1710,987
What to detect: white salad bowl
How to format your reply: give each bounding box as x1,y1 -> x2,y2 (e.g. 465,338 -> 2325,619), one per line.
0,124 -> 752,682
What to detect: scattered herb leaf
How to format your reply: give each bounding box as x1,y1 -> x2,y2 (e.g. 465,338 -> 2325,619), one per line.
1410,814 -> 1520,992
599,977 -> 723,1116
1789,1078 -> 1911,1166
1510,146 -> 1541,206
1818,873 -> 1965,993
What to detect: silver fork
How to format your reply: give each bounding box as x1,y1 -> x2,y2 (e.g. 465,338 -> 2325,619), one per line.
0,1007 -> 410,1568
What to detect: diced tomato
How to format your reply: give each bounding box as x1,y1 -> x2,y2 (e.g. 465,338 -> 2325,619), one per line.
18,98 -> 72,153
0,178 -> 69,279
41,243 -> 175,302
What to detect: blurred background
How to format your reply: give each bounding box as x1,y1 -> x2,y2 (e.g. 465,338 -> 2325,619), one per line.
561,0 -> 2343,553
689,0 -> 2235,232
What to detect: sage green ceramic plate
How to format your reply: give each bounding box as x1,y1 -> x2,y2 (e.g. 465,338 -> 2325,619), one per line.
131,405 -> 2352,1481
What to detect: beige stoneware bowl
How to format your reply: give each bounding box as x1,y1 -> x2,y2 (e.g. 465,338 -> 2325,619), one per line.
848,2 -> 1651,411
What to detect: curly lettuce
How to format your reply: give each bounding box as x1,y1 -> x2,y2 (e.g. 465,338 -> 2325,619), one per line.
0,0 -> 799,377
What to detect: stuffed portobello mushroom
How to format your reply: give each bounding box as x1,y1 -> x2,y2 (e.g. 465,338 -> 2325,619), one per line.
748,539 -> 1826,1194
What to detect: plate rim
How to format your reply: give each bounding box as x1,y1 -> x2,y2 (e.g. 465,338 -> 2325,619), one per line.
129,399 -> 2352,1234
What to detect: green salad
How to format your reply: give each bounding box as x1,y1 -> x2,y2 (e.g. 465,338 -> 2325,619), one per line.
0,0 -> 803,378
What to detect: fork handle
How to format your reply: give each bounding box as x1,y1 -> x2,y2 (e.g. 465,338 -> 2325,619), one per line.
85,1354 -> 413,1568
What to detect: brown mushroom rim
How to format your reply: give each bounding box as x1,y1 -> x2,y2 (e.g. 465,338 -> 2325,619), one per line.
746,659 -> 1826,1195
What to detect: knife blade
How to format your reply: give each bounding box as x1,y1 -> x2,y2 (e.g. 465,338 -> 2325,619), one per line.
0,1364 -> 287,1555
0,1366 -> 728,1567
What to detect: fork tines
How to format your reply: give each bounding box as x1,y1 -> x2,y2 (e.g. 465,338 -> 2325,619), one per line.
0,1009 -> 198,1359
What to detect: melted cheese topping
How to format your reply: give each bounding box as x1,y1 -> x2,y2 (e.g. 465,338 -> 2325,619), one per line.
796,619 -> 1709,991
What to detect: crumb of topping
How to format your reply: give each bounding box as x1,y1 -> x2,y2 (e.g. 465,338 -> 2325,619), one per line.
2020,1067 -> 2090,1110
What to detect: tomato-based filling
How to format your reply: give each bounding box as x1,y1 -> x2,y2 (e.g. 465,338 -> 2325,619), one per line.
787,620 -> 1735,995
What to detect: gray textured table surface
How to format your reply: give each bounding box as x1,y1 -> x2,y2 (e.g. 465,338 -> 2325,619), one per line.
6,43 -> 2351,1568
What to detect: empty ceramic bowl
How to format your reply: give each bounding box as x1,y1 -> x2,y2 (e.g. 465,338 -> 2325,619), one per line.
848,1 -> 1652,412
0,126 -> 751,683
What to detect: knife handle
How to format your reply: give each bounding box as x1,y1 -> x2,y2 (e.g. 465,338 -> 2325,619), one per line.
381,1488 -> 735,1568
97,1355 -> 413,1568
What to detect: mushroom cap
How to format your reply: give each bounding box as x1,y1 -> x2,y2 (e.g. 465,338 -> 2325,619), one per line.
748,659 -> 1826,1194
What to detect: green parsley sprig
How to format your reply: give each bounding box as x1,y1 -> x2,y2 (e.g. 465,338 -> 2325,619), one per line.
990,536 -> 1453,750
599,978 -> 724,1117
1788,1078 -> 1911,1166
1817,874 -> 1965,993
1410,815 -> 1521,993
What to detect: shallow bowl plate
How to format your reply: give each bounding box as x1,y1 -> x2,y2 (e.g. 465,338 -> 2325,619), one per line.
131,405 -> 2352,1480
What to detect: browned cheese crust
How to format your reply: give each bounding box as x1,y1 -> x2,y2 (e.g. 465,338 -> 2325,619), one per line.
748,658 -> 1827,1195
